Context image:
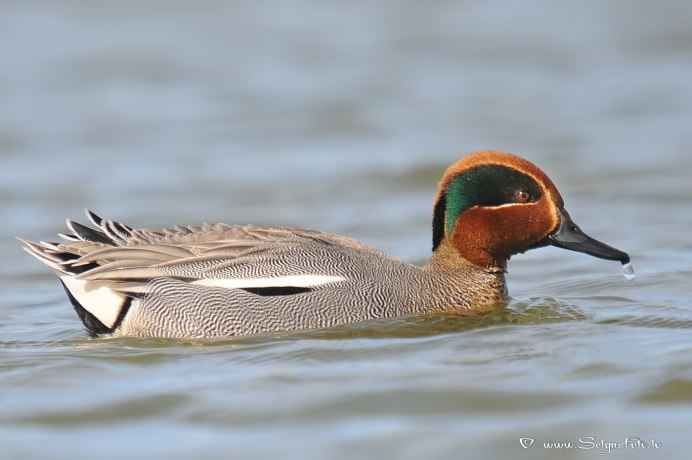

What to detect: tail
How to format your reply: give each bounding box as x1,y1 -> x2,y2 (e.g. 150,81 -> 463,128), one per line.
17,210 -> 135,337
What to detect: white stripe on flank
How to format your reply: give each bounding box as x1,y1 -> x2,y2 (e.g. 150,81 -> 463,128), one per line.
60,276 -> 125,328
191,275 -> 346,289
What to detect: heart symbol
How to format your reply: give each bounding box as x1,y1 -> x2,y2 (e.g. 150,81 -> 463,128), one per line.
519,437 -> 535,449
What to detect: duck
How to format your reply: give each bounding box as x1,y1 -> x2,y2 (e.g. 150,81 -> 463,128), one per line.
18,151 -> 631,339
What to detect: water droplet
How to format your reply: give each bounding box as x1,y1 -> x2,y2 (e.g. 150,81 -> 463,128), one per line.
622,262 -> 636,281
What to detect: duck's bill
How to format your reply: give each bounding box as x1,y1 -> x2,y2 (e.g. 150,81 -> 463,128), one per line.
549,209 -> 630,264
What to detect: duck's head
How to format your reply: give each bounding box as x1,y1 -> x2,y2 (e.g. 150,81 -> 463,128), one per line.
432,151 -> 630,271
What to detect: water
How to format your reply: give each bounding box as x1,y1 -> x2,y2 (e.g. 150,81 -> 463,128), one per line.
2,0 -> 692,458
622,262 -> 636,281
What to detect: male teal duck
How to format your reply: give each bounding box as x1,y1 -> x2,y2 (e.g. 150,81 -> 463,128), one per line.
19,151 -> 631,339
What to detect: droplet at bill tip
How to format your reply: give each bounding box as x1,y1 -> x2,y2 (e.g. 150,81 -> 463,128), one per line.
622,262 -> 636,281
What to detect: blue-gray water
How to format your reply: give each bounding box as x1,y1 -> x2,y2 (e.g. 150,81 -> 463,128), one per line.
2,1 -> 691,459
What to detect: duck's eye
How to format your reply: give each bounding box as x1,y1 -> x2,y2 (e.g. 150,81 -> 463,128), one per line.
514,190 -> 532,203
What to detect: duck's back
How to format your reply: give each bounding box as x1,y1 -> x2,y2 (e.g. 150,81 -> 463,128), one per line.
120,225 -> 430,338
21,211 -> 437,338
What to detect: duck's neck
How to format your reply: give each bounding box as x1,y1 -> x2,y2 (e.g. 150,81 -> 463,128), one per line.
422,240 -> 509,312
427,239 -> 506,274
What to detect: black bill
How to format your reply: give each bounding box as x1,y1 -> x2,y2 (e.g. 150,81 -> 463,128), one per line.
549,209 -> 630,264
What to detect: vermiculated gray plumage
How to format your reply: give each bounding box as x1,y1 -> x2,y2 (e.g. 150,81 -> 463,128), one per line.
19,210 -> 507,338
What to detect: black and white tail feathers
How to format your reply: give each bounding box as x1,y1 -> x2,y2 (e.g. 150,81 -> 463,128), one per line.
18,210 -> 135,336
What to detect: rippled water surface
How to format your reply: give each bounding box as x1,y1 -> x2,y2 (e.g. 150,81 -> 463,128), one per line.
2,1 -> 692,458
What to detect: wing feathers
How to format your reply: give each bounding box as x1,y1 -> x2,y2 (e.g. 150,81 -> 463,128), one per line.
75,246 -> 193,265
192,275 -> 346,289
65,219 -> 112,244
19,209 -> 374,287
77,266 -> 165,281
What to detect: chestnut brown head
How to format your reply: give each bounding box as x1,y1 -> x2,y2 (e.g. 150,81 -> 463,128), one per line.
432,151 -> 629,271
